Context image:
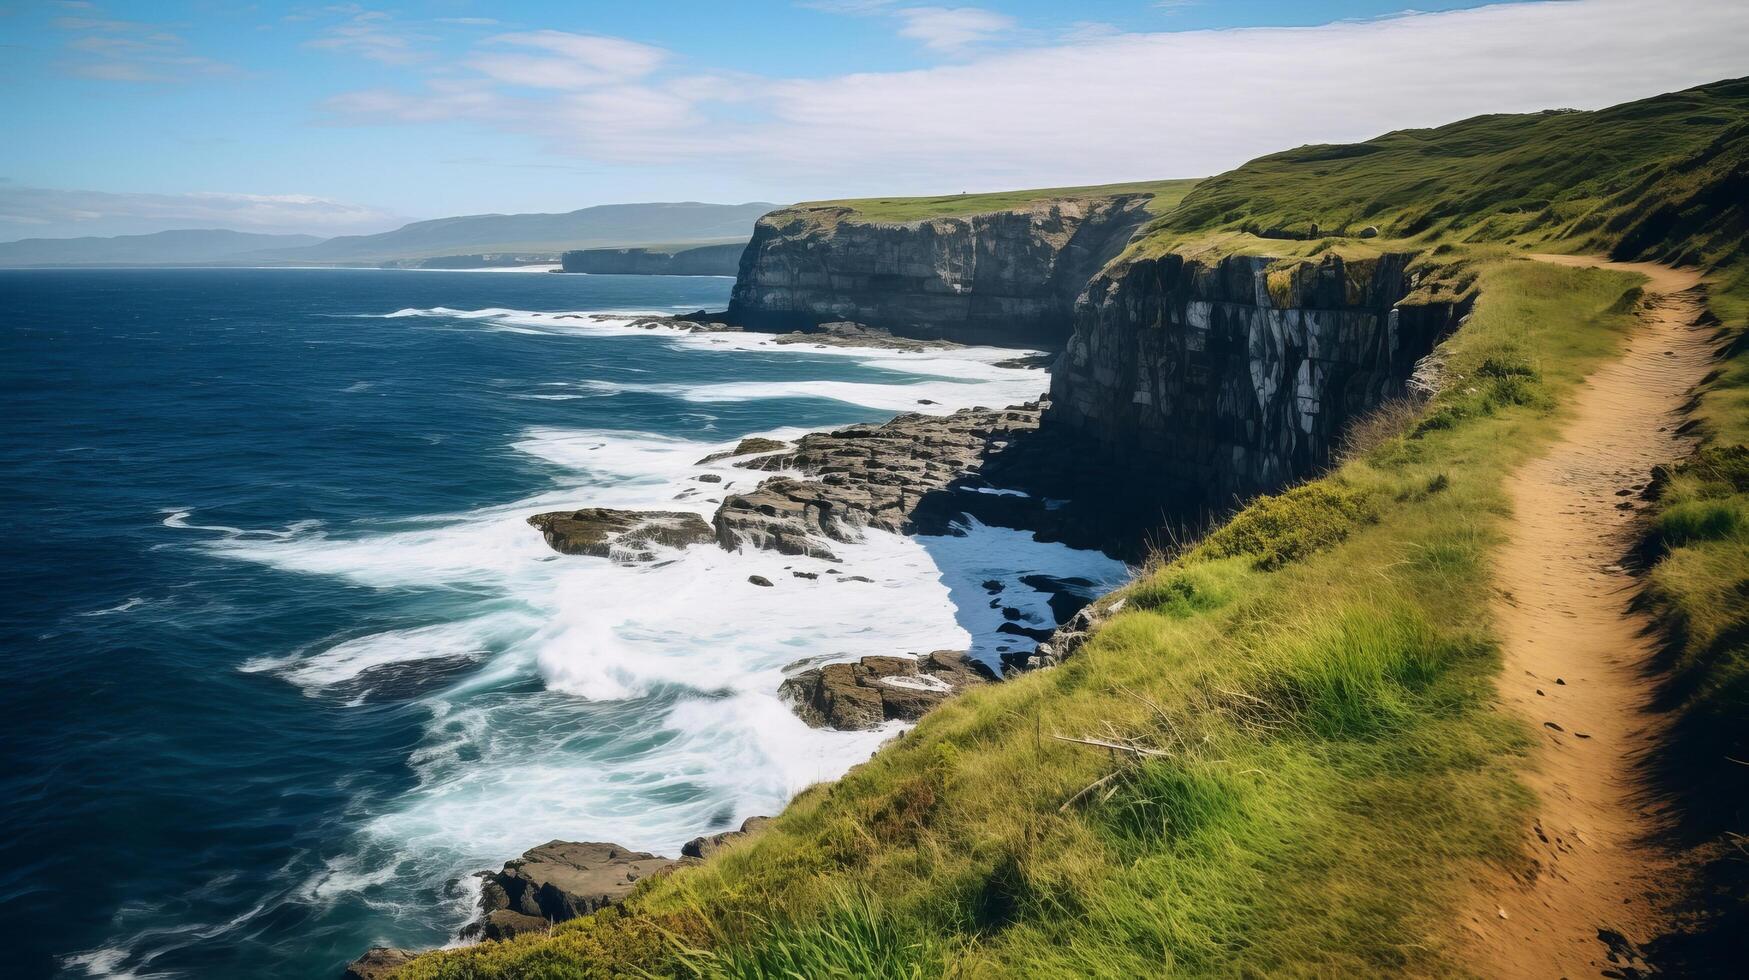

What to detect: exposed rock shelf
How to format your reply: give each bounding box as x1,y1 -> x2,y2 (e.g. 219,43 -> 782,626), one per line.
462,841 -> 680,942
709,404 -> 1047,559
527,508 -> 715,562
780,651 -> 995,729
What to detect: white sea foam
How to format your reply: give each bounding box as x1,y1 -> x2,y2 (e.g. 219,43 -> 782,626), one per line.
155,311 -> 1125,931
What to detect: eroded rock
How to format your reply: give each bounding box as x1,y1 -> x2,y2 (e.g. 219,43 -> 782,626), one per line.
681,816 -> 772,859
343,947 -> 416,980
461,841 -> 677,942
780,650 -> 995,730
527,508 -> 713,562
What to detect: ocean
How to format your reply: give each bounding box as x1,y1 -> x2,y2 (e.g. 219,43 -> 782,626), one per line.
0,268 -> 1126,978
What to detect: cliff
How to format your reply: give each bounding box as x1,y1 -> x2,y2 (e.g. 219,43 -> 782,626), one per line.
724,195 -> 1155,347
560,242 -> 745,276
1046,251 -> 1471,507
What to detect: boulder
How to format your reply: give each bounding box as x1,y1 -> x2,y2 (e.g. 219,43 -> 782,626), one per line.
681,816 -> 773,859
697,436 -> 790,465
1358,225 -> 1381,239
460,841 -> 678,941
527,508 -> 713,562
780,651 -> 995,730
342,947 -> 416,980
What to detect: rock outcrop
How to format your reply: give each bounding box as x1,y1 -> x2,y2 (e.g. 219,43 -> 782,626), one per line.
682,816 -> 773,859
560,242 -> 745,276
343,947 -> 416,980
780,651 -> 995,729
527,508 -> 715,562
1048,251 -> 1472,507
726,196 -> 1155,347
710,405 -> 1045,559
461,841 -> 677,942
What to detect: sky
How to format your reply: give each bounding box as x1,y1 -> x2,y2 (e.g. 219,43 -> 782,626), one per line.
1,0 -> 1746,241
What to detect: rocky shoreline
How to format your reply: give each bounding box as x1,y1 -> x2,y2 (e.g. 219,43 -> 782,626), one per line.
344,320 -> 1124,977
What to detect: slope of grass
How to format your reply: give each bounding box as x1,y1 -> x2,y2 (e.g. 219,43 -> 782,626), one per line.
393,258 -> 1648,978
805,178 -> 1201,223
1132,77 -> 1749,264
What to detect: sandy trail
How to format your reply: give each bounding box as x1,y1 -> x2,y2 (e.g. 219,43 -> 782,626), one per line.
1458,255 -> 1712,977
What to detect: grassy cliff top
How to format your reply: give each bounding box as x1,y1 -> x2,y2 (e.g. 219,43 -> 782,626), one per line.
1132,76 -> 1749,265
799,178 -> 1202,223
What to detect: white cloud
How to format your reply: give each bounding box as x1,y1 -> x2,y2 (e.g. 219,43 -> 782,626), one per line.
305,7 -> 434,65
0,186 -> 404,239
893,6 -> 1015,52
468,31 -> 669,89
50,8 -> 236,82
323,0 -> 1749,197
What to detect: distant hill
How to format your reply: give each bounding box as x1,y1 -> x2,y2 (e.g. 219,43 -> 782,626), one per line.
244,201 -> 779,264
0,201 -> 781,268
0,229 -> 323,267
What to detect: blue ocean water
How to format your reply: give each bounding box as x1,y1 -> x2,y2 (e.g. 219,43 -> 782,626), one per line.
0,268 -> 1125,979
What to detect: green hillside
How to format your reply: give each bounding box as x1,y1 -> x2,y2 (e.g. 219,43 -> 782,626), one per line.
392,79 -> 1749,978
1134,78 -> 1748,265
807,178 -> 1202,222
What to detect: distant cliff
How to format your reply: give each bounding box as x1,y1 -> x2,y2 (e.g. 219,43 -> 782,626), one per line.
1047,251 -> 1471,506
560,242 -> 744,276
725,196 -> 1155,347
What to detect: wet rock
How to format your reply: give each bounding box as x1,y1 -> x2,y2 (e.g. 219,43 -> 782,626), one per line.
461,841 -> 678,942
681,816 -> 773,859
771,321 -> 961,352
1000,598 -> 1129,674
780,651 -> 995,730
343,947 -> 416,980
527,508 -> 714,562
698,437 -> 790,465
710,404 -> 1049,558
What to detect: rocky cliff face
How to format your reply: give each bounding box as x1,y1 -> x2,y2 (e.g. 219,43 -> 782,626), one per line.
1047,251 -> 1470,507
561,242 -> 744,276
725,196 -> 1153,347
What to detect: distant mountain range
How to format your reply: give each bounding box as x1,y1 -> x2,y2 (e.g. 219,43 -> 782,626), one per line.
0,229 -> 324,267
0,202 -> 780,268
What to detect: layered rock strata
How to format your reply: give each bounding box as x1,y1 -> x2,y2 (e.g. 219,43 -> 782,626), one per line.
780,651 -> 996,730
1048,251 -> 1471,507
726,196 -> 1154,347
709,404 -> 1046,559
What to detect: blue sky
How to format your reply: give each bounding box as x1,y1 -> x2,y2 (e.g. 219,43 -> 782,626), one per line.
2,0 -> 1746,240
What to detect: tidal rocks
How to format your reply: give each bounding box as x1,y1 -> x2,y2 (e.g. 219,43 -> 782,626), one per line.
770,320 -> 963,352
343,947 -> 416,980
1048,251 -> 1472,508
527,508 -> 714,562
781,650 -> 995,730
726,195 -> 1155,347
682,816 -> 772,859
711,405 -> 1044,559
1002,598 -> 1126,674
462,841 -> 677,942
697,436 -> 790,465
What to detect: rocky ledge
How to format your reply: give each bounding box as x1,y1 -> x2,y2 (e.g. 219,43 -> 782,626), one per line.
781,650 -> 995,730
527,508 -> 715,562
711,403 -> 1045,559
461,841 -> 679,942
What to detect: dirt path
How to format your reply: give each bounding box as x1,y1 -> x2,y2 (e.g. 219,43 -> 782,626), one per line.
1457,255 -> 1712,977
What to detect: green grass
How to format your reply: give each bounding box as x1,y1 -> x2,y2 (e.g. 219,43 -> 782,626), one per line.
393,258 -> 1649,979
1129,77 -> 1749,264
803,178 -> 1202,222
